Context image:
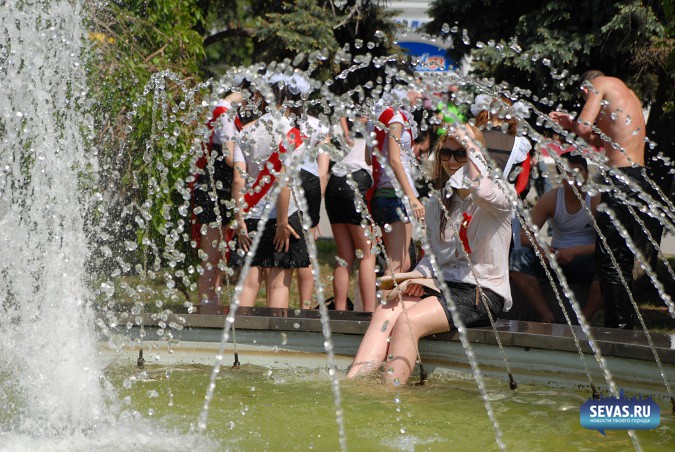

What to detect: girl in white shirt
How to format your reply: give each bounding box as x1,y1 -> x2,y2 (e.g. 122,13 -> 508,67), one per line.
231,78 -> 309,309
370,90 -> 425,275
193,91 -> 243,309
347,124 -> 513,385
325,115 -> 376,311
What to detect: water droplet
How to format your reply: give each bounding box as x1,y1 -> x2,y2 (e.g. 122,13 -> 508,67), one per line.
147,389 -> 159,398
461,29 -> 470,45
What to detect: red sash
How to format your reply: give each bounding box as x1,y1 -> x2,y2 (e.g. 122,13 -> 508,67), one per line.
242,127 -> 305,213
459,212 -> 473,254
514,154 -> 531,195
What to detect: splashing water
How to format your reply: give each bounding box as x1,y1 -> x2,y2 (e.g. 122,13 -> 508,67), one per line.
0,0 -> 104,436
2,0 -> 674,450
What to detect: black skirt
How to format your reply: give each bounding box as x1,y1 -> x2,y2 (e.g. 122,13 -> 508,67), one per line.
325,169 -> 372,225
231,212 -> 310,269
193,143 -> 234,225
299,169 -> 321,228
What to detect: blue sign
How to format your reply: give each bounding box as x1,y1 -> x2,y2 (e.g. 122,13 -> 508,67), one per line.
397,41 -> 454,72
580,390 -> 660,435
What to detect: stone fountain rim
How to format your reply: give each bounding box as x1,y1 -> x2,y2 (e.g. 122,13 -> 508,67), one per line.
130,307 -> 675,365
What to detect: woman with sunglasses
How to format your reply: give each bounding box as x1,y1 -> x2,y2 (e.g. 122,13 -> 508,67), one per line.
347,124 -> 514,385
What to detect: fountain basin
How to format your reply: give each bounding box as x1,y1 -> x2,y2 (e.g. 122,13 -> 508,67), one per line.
96,309 -> 675,450
111,308 -> 675,397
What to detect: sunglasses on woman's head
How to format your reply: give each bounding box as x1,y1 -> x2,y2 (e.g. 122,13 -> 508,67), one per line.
439,147 -> 468,162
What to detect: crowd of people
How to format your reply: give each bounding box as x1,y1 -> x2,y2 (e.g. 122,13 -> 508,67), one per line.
190,67 -> 660,376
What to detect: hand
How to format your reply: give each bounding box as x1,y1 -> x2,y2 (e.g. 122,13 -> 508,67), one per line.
274,221 -> 300,253
549,111 -> 574,131
235,220 -> 251,253
402,282 -> 425,298
555,247 -> 576,265
345,136 -> 354,147
410,197 -> 425,222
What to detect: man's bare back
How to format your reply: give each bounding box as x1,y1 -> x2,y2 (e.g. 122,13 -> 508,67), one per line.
550,73 -> 645,168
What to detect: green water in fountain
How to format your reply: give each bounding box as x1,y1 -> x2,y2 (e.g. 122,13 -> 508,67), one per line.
108,362 -> 674,450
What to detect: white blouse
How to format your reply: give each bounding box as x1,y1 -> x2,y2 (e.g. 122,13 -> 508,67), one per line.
415,166 -> 515,310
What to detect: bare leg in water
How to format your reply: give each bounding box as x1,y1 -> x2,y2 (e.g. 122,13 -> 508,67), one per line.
384,296 -> 450,385
347,293 -> 449,382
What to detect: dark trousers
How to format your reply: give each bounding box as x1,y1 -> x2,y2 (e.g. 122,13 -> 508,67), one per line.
595,167 -> 662,329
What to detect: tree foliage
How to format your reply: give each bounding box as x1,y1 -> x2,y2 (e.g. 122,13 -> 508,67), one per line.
86,0 -> 403,270
425,0 -> 674,190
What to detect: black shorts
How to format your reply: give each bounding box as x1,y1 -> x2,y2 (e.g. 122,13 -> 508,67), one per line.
325,169 -> 372,225
434,281 -> 504,327
299,169 -> 321,228
193,144 -> 234,225
231,212 -> 310,269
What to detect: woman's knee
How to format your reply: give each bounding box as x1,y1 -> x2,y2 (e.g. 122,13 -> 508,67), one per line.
371,303 -> 397,323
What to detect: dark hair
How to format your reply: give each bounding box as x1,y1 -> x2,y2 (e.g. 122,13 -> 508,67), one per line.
557,151 -> 588,173
581,70 -> 605,83
271,83 -> 303,118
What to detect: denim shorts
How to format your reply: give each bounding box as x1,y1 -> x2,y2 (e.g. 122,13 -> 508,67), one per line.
434,281 -> 504,327
371,192 -> 409,226
510,246 -> 597,284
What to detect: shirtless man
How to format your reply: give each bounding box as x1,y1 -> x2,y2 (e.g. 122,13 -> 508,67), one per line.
549,71 -> 661,329
549,70 -> 645,168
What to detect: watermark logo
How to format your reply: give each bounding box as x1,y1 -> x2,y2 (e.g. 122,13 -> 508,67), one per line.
580,390 -> 660,435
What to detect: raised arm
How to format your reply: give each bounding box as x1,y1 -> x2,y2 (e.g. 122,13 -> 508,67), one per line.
549,84 -> 603,147
454,124 -> 512,213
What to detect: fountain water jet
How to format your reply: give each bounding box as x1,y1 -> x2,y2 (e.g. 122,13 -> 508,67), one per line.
1,1 -> 674,449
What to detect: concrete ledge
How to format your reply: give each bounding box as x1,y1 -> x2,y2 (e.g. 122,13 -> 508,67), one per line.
138,307 -> 675,365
